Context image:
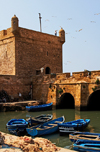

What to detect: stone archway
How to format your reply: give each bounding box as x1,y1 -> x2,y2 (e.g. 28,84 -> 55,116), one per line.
45,67 -> 51,74
57,93 -> 75,109
87,90 -> 100,110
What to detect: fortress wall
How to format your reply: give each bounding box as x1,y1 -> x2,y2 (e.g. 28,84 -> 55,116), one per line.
0,75 -> 32,100
19,27 -> 60,45
56,73 -> 70,80
0,37 -> 15,75
15,28 -> 62,77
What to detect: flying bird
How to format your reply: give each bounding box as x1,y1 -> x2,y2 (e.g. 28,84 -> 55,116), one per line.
44,26 -> 47,28
52,16 -> 57,17
79,29 -> 82,32
94,13 -> 100,15
67,61 -> 71,63
66,32 -> 70,34
71,36 -> 76,39
45,19 -> 49,22
90,21 -> 96,23
67,18 -> 72,20
64,61 -> 71,65
76,29 -> 83,32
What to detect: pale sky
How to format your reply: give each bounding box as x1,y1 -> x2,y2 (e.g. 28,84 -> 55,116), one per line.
0,0 -> 100,73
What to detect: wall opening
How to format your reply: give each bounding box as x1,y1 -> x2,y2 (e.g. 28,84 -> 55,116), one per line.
45,67 -> 50,74
87,90 -> 100,111
57,93 -> 75,109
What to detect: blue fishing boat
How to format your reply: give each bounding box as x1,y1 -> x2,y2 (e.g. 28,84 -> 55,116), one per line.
58,119 -> 90,135
26,116 -> 65,137
26,102 -> 53,112
26,114 -> 53,126
6,119 -> 28,136
69,131 -> 100,143
73,139 -> 100,152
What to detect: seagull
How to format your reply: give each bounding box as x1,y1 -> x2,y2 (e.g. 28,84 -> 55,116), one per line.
67,61 -> 71,63
76,29 -> 82,32
60,26 -> 63,29
71,36 -> 76,39
90,21 -> 96,23
66,32 -> 70,34
45,19 -> 49,22
52,16 -> 57,17
79,29 -> 82,32
44,26 -> 47,28
94,13 -> 100,15
67,18 -> 72,20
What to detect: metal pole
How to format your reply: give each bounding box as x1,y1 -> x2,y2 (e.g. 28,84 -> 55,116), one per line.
39,13 -> 42,32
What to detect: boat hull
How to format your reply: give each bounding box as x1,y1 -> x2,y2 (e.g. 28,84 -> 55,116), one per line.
73,139 -> 100,152
6,119 -> 28,136
58,119 -> 90,135
69,132 -> 100,143
26,114 -> 53,127
27,125 -> 58,136
26,102 -> 53,112
26,116 -> 65,137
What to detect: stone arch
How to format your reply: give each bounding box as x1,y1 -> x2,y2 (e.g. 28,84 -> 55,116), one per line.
87,89 -> 100,110
57,93 -> 75,109
45,67 -> 51,74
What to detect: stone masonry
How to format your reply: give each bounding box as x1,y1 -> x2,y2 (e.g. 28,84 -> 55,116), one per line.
0,15 -> 100,111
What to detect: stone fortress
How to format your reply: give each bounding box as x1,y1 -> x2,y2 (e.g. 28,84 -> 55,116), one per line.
0,15 -> 100,111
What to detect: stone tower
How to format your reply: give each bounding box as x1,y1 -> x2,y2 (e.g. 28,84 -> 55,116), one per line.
11,15 -> 19,34
59,28 -> 65,44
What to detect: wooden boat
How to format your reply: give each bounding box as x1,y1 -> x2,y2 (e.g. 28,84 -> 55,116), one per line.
26,116 -> 65,137
26,102 -> 53,112
6,119 -> 28,136
58,119 -> 90,135
26,114 -> 53,126
73,139 -> 100,152
69,131 -> 100,143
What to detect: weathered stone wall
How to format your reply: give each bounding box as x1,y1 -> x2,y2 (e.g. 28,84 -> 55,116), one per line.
0,29 -> 15,75
0,75 -> 32,101
15,27 -> 62,77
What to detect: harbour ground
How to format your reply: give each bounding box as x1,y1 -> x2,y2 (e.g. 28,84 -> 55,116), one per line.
0,132 -> 75,152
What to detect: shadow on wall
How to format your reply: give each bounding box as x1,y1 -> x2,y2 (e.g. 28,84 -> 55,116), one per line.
0,90 -> 10,103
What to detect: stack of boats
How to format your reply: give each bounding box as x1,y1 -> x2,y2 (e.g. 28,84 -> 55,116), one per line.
6,102 -> 100,151
6,114 -> 90,138
69,132 -> 100,151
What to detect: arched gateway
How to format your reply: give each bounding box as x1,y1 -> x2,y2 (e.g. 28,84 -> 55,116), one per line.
56,93 -> 75,109
87,89 -> 100,110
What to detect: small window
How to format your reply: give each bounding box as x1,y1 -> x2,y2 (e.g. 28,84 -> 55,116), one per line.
45,67 -> 51,74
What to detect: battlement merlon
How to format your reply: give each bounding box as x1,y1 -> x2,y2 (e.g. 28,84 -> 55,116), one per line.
0,15 -> 65,45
